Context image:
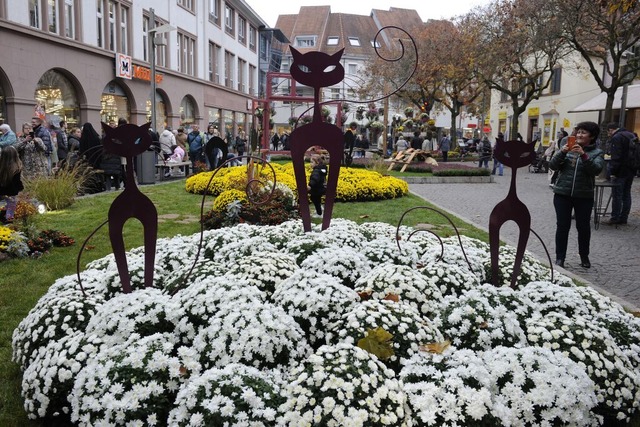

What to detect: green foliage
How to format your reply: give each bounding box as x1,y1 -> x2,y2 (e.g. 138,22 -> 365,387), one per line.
433,168 -> 491,177
358,327 -> 395,360
23,164 -> 93,211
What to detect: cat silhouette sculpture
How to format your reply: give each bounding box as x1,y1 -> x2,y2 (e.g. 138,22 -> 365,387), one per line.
489,139 -> 535,287
289,47 -> 345,231
101,122 -> 158,293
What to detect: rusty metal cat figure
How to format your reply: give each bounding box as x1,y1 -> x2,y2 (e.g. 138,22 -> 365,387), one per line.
489,138 -> 536,287
101,122 -> 158,293
289,47 -> 345,232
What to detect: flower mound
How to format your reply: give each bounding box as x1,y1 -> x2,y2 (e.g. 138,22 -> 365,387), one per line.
12,219 -> 640,425
167,363 -> 285,426
279,343 -> 407,426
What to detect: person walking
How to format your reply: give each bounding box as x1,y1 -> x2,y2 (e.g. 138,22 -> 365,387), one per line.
187,124 -> 205,169
307,154 -> 327,218
31,117 -> 53,172
0,146 -> 24,222
605,122 -> 636,225
492,133 -> 504,176
56,120 -> 69,164
548,121 -> 604,269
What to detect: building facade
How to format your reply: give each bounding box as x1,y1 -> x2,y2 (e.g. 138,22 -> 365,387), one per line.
0,0 -> 270,138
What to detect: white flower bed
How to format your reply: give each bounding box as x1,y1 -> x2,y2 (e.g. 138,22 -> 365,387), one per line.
12,219 -> 640,426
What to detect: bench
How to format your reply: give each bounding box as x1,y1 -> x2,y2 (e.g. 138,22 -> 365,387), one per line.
155,161 -> 191,181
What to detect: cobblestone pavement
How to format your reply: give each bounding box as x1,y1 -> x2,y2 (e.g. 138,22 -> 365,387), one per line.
409,163 -> 640,311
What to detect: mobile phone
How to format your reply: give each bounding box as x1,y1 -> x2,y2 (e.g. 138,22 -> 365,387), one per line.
28,131 -> 35,138
567,136 -> 576,149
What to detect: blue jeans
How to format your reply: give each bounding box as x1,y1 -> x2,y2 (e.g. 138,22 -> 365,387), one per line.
492,159 -> 503,175
554,194 -> 593,261
610,175 -> 634,222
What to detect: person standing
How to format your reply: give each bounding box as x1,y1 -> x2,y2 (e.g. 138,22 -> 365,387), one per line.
14,123 -> 49,179
478,136 -> 492,168
411,131 -> 423,150
56,120 -> 69,164
605,122 -> 636,225
439,132 -> 451,162
187,124 -> 205,169
79,122 -> 102,169
0,146 -> 24,222
343,123 -> 357,161
307,154 -> 327,218
31,117 -> 52,172
548,121 -> 604,269
0,124 -> 17,148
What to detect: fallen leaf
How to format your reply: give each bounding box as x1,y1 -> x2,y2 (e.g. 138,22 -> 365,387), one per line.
419,340 -> 451,354
359,214 -> 370,218
384,293 -> 399,302
358,327 -> 395,360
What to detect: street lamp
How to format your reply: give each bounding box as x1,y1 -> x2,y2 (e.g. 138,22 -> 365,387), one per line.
148,8 -> 175,132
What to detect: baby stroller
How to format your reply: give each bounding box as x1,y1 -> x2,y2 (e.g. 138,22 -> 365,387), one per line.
528,150 -> 548,173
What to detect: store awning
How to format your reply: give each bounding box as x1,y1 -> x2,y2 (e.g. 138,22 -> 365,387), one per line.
568,84 -> 640,113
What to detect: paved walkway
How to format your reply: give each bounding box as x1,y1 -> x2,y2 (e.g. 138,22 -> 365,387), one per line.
409,162 -> 640,311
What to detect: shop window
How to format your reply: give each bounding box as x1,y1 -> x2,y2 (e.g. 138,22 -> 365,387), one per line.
35,69 -> 79,127
180,96 -> 196,126
100,81 -> 131,124
146,92 -> 167,129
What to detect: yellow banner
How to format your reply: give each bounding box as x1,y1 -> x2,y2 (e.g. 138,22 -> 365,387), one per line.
498,111 -> 507,119
563,118 -> 571,128
528,107 -> 539,117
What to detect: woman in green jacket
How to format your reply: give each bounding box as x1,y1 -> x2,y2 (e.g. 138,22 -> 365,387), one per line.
549,121 -> 604,269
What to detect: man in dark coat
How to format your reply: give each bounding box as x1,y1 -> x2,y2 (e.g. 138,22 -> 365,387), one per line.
606,122 -> 636,225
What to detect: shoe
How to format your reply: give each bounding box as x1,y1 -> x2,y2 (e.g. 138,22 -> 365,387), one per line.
580,256 -> 591,269
605,219 -> 621,225
555,259 -> 565,268
311,213 -> 322,219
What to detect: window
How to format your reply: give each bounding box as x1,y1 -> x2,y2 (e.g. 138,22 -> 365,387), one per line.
177,31 -> 196,76
209,0 -> 220,25
143,14 -> 167,66
370,40 -> 381,48
347,64 -> 357,74
238,58 -> 247,92
120,6 -> 128,54
225,50 -> 235,88
327,36 -> 339,46
96,0 -> 130,52
249,25 -> 257,51
209,41 -> 221,83
64,0 -> 75,39
249,64 -> 256,96
550,67 -> 562,94
238,16 -> 246,45
29,0 -> 40,28
348,37 -> 360,46
225,5 -> 235,36
108,1 -> 115,51
331,88 -> 340,99
96,0 -> 103,46
48,0 -> 58,33
178,0 -> 194,13
295,36 -> 316,47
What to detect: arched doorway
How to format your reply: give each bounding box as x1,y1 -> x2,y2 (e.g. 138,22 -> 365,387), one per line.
34,69 -> 79,127
146,91 -> 168,129
101,81 -> 132,124
180,95 -> 197,128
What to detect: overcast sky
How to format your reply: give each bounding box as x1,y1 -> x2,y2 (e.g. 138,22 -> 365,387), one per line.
246,0 -> 492,28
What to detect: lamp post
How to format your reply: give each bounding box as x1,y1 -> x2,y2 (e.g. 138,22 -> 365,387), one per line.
148,8 -> 175,131
619,51 -> 634,128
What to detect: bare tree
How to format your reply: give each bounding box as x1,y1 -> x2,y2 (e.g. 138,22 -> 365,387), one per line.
557,0 -> 640,124
464,0 -> 570,139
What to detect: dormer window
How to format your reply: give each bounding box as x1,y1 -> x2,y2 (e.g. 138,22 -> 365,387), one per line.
370,40 -> 381,48
327,36 -> 339,46
295,35 -> 316,47
348,37 -> 360,46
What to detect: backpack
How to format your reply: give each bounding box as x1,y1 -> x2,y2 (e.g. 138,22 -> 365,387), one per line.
624,133 -> 640,170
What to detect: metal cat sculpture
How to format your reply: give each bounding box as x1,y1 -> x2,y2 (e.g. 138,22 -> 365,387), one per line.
288,47 -> 345,232
76,123 -> 158,294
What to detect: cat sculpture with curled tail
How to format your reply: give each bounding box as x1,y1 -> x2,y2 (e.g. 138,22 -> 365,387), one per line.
101,122 -> 158,293
288,47 -> 345,232
489,138 -> 536,287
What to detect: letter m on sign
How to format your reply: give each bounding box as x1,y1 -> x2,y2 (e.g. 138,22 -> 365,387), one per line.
116,53 -> 132,80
